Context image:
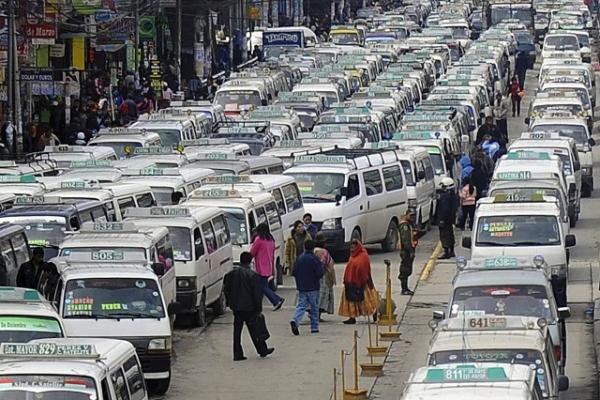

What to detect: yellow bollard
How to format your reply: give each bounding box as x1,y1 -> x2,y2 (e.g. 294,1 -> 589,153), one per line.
367,314 -> 387,356
343,330 -> 368,400
333,368 -> 338,400
379,261 -> 401,342
361,316 -> 384,377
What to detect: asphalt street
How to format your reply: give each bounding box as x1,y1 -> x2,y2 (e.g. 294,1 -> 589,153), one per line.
156,65 -> 600,400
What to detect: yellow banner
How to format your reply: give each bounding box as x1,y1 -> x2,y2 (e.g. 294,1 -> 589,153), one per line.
72,37 -> 85,70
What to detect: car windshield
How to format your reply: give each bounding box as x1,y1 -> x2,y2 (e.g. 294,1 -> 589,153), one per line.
514,32 -> 533,44
476,215 -> 561,246
214,91 -> 262,109
532,125 -> 588,144
89,142 -> 141,159
152,187 -> 176,206
427,151 -> 445,175
149,129 -> 181,147
331,32 -> 361,45
545,35 -> 579,50
166,226 -> 192,261
532,104 -> 583,116
430,349 -> 550,396
0,375 -> 97,400
452,27 -> 469,39
0,316 -> 62,343
63,278 -> 165,319
59,247 -> 147,263
0,216 -> 67,247
294,89 -> 338,105
221,207 -> 248,245
288,173 -> 345,202
451,285 -> 553,319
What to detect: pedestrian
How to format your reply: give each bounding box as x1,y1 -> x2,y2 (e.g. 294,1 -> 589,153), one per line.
284,220 -> 312,275
515,51 -> 529,90
509,76 -> 522,117
201,77 -> 218,101
303,213 -> 318,238
437,177 -> 458,260
470,158 -> 489,200
189,74 -> 201,100
290,240 -> 325,335
162,82 -> 174,101
459,154 -> 474,186
338,239 -> 379,324
223,251 -> 274,361
458,176 -> 477,231
314,232 -> 336,317
398,211 -> 417,295
17,247 -> 45,289
494,92 -> 509,145
252,45 -> 263,61
475,115 -> 502,145
250,223 -> 285,311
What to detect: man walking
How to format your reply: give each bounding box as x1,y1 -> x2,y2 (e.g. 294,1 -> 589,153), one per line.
290,240 -> 324,335
398,212 -> 417,295
437,177 -> 458,260
515,51 -> 529,90
223,252 -> 274,361
17,247 -> 45,289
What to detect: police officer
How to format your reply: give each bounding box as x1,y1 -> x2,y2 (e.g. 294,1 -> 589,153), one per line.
438,177 -> 458,260
398,211 -> 417,295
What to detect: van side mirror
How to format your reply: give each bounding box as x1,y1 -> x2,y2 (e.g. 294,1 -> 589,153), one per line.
417,170 -> 426,180
589,137 -> 596,146
335,194 -> 342,204
151,262 -> 165,276
462,236 -> 472,249
558,375 -> 569,391
261,99 -> 268,106
565,234 -> 576,248
167,302 -> 182,316
461,134 -> 470,143
433,310 -> 445,320
573,160 -> 581,171
524,117 -> 530,125
558,306 -> 571,319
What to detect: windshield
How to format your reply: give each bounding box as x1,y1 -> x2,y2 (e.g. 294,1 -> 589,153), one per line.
221,207 -> 248,246
63,278 -> 165,319
0,316 -> 62,342
330,32 -> 361,45
428,151 -> 445,175
451,284 -> 553,320
514,32 -> 533,44
150,129 -> 181,147
294,89 -> 339,105
59,247 -> 147,262
214,91 -> 262,109
288,173 -> 345,202
545,35 -> 579,50
89,142 -> 140,159
168,226 -> 192,261
0,375 -> 97,400
430,349 -> 550,396
152,187 -> 176,206
532,104 -> 583,116
400,161 -> 415,186
452,27 -> 469,39
0,216 -> 67,247
492,6 -> 532,26
476,215 -> 561,246
532,124 -> 587,144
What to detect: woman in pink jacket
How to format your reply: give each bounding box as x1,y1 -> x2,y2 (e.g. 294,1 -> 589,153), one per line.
458,176 -> 477,231
250,223 -> 285,311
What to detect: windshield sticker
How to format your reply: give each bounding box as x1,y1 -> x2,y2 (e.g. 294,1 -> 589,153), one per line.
297,182 -> 314,192
482,222 -> 514,237
135,280 -> 147,289
101,303 -> 124,311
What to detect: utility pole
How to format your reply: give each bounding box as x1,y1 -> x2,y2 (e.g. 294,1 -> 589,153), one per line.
7,0 -> 22,156
176,0 -> 182,89
134,0 -> 139,74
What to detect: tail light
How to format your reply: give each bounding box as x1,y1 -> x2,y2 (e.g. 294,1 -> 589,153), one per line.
554,344 -> 562,362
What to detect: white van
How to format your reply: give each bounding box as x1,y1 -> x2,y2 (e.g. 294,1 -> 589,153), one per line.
183,188 -> 285,282
131,119 -> 198,148
0,338 -> 149,399
202,174 -> 305,236
89,128 -> 162,159
125,206 -> 234,327
284,149 -> 409,254
42,145 -> 117,170
40,264 -> 176,394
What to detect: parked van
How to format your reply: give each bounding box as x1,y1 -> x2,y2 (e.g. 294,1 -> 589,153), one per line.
284,149 -> 409,254
41,145 -> 117,170
90,128 -> 162,159
124,206 -> 233,327
0,338 -> 149,399
131,119 -> 198,147
0,159 -> 60,177
190,153 -> 284,175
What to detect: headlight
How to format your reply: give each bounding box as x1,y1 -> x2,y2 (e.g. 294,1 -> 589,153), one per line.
148,337 -> 172,351
321,217 -> 342,230
177,278 -> 196,289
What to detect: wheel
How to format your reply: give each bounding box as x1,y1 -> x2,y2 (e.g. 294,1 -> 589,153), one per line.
147,374 -> 171,395
212,288 -> 226,316
193,291 -> 207,327
381,220 -> 399,252
351,228 -> 361,242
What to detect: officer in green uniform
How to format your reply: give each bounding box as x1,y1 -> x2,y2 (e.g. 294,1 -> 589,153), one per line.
398,211 -> 417,295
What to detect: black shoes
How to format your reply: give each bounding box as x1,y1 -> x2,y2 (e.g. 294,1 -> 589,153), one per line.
273,298 -> 285,311
402,289 -> 415,296
343,318 -> 356,324
290,321 -> 299,336
260,348 -> 275,358
438,248 -> 456,259
234,356 -> 247,361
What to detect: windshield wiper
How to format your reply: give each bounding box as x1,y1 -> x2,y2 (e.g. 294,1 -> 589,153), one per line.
475,241 -> 503,246
510,241 -> 551,246
302,195 -> 334,202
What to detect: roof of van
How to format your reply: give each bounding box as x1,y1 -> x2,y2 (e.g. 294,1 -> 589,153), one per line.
0,300 -> 62,319
185,190 -> 274,208
454,269 -> 550,288
60,169 -> 123,183
42,145 -> 117,161
89,131 -> 161,144
430,329 -> 545,354
475,199 -> 560,216
0,338 -> 136,378
125,206 -> 224,229
61,225 -> 168,249
190,156 -> 283,171
57,263 -> 159,280
100,181 -> 154,196
0,200 -> 102,217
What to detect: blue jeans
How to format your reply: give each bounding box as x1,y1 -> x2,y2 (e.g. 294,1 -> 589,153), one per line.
258,276 -> 282,306
291,290 -> 320,331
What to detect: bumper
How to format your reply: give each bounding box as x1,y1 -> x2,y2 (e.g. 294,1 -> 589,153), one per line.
176,289 -> 198,313
116,337 -> 171,380
318,228 -> 346,252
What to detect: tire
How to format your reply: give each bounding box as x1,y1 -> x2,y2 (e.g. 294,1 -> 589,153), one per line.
351,228 -> 362,242
147,374 -> 171,396
212,288 -> 226,316
193,291 -> 207,327
381,220 -> 399,252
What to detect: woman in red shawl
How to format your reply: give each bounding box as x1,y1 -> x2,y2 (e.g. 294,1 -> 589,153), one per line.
338,240 -> 379,324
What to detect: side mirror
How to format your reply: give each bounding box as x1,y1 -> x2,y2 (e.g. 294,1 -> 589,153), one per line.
433,310 -> 445,320
462,236 -> 472,249
558,306 -> 571,319
167,302 -> 183,316
589,137 -> 596,146
461,134 -> 470,143
524,117 -> 530,125
261,99 -> 268,106
479,112 -> 485,119
573,160 -> 581,171
417,170 -> 426,180
335,193 -> 342,204
565,234 -> 576,248
558,375 -> 570,391
151,262 -> 165,276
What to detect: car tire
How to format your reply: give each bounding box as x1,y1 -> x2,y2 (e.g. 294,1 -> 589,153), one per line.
147,375 -> 171,396
193,291 -> 207,328
212,288 -> 226,316
381,220 -> 399,252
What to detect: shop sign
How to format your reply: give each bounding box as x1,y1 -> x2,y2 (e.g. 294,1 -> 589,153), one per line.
26,22 -> 56,45
20,69 -> 54,82
72,0 -> 102,15
49,43 -> 65,58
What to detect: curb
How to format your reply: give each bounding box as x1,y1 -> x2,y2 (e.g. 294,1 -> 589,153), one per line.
419,242 -> 443,281
594,298 -> 600,395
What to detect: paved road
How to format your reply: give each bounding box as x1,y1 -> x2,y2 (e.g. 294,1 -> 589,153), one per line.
156,66 -> 600,400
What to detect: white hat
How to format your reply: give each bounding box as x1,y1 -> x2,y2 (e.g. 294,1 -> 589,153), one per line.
440,177 -> 455,189
77,132 -> 85,140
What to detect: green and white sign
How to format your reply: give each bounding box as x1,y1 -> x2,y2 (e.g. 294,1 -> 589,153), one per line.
1,343 -> 96,357
0,316 -> 61,333
425,366 -> 508,383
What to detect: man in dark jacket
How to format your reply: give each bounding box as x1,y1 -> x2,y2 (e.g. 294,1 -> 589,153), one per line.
437,177 -> 458,260
475,116 -> 502,145
17,247 -> 44,289
290,240 -> 325,335
223,252 -> 274,361
515,51 -> 529,90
